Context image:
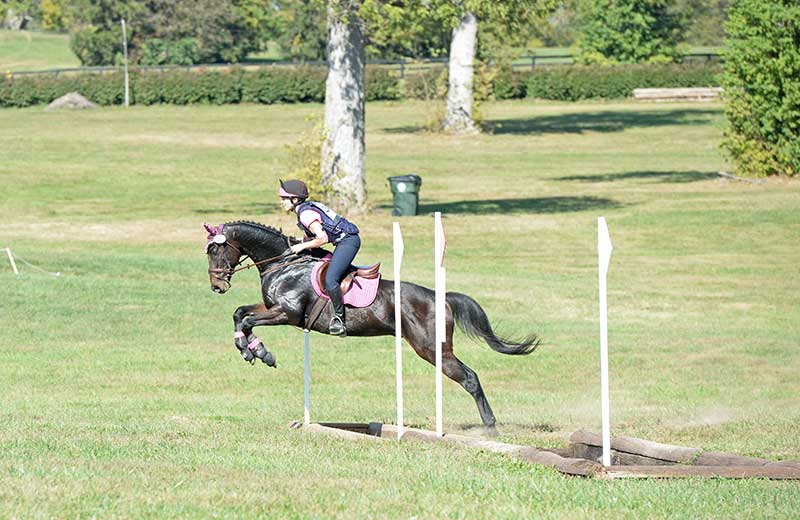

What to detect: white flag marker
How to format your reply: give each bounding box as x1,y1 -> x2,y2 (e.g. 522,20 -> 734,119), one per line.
393,223 -> 405,439
598,217 -> 613,466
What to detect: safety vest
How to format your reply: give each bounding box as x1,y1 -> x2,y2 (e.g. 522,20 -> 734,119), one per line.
296,201 -> 359,245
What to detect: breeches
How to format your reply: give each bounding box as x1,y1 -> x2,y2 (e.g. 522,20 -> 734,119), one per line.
325,234 -> 361,291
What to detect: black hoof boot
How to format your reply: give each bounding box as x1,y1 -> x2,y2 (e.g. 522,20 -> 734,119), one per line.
261,351 -> 277,367
253,344 -> 277,368
240,348 -> 255,364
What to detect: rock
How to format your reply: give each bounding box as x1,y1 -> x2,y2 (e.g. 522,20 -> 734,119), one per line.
46,92 -> 98,111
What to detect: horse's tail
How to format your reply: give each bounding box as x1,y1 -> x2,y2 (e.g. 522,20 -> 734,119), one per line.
446,292 -> 540,355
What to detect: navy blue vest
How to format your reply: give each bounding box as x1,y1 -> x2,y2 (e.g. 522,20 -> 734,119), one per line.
296,201 -> 359,245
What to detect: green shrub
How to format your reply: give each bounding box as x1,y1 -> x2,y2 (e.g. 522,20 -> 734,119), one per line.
365,68 -> 401,101
521,62 -> 722,101
240,67 -> 326,104
721,0 -> 800,177
404,67 -> 448,100
0,62 -> 721,108
491,67 -> 526,100
0,66 -> 403,107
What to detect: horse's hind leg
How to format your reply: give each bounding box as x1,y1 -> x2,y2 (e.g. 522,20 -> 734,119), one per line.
444,356 -> 497,428
404,315 -> 497,428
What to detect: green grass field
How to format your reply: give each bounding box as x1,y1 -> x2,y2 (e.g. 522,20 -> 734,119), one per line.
0,29 -> 80,71
1,99 -> 798,518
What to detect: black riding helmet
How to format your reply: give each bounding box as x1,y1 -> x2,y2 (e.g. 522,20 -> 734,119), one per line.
279,179 -> 309,200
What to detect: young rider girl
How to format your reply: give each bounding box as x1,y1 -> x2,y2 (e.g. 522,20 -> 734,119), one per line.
278,179 -> 360,337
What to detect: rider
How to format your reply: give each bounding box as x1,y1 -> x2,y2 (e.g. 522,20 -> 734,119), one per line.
279,179 -> 360,337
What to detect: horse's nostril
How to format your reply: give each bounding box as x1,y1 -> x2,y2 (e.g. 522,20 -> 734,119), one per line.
213,286 -> 221,293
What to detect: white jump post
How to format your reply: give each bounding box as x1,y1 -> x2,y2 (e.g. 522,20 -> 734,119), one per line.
121,19 -> 129,107
303,329 -> 311,426
4,248 -> 19,275
434,212 -> 446,437
393,223 -> 405,439
597,217 -> 613,467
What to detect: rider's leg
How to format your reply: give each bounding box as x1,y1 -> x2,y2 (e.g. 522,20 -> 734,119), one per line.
325,234 -> 360,336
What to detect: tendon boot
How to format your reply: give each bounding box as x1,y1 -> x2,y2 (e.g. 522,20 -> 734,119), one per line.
327,285 -> 347,337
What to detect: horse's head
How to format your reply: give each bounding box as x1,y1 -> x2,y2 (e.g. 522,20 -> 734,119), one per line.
204,223 -> 242,294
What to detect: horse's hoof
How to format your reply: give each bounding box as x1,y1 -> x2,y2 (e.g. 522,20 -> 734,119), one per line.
241,349 -> 254,363
262,351 -> 277,367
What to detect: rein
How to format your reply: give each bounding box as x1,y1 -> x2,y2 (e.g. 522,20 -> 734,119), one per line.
208,244 -> 314,283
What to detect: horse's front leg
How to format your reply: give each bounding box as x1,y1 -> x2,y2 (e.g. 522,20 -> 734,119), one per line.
232,303 -> 272,366
236,306 -> 292,367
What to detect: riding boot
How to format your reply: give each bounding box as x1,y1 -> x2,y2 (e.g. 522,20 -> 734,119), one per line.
327,284 -> 347,337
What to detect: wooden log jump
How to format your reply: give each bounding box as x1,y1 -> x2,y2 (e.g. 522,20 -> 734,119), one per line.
633,87 -> 723,102
291,422 -> 800,480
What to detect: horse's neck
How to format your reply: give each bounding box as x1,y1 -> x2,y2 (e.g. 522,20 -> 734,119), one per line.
231,225 -> 288,262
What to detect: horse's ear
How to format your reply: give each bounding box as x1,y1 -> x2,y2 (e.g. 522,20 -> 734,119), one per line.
204,223 -> 215,234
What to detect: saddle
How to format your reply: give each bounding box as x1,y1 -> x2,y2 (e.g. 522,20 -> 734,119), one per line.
315,261 -> 381,297
305,259 -> 381,330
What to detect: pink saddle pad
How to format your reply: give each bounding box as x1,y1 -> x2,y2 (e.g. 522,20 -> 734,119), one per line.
311,259 -> 381,308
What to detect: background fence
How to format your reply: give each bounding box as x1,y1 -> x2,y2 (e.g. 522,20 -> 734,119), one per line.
8,52 -> 722,79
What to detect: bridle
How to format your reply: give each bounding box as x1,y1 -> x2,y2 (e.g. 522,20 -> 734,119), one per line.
207,241 -> 310,284
207,241 -> 246,284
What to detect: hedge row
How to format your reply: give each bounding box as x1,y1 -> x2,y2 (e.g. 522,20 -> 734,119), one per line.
0,63 -> 721,107
0,67 -> 401,107
405,62 -> 723,102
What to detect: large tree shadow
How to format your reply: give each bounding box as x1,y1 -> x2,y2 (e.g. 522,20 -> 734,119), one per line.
379,196 -> 624,215
556,170 -> 719,184
384,108 -> 721,135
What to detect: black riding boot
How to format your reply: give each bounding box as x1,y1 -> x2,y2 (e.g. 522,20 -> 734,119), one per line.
327,284 -> 347,337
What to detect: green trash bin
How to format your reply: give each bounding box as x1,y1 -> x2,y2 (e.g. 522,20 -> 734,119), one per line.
387,174 -> 422,216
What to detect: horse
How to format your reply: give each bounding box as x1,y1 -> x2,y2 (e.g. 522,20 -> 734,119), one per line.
204,220 -> 540,428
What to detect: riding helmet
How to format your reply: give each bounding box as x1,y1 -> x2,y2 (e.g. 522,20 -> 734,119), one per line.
279,179 -> 309,199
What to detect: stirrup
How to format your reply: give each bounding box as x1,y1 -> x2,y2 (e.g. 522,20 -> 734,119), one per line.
329,315 -> 346,337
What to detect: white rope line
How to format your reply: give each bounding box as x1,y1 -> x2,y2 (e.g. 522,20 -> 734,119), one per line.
3,248 -> 61,276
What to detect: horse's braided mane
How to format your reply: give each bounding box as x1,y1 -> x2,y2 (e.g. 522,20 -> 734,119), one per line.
224,220 -> 300,244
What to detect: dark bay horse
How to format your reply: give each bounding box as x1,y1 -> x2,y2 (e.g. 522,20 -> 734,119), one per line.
204,220 -> 540,428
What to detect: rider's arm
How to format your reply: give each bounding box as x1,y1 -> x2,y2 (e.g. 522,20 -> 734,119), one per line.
291,220 -> 328,253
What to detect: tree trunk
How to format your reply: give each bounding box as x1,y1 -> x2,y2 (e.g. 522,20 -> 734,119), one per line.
443,11 -> 479,134
322,0 -> 367,214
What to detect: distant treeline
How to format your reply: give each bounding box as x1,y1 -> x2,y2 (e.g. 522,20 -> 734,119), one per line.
3,0 -> 729,66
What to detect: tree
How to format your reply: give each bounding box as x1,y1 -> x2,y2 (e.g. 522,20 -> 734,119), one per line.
322,0 -> 366,213
576,0 -> 686,64
275,0 -> 328,61
68,0 -> 276,66
443,9 -> 479,133
440,1 -> 554,134
721,0 -> 799,177
677,0 -> 728,47
361,1 -> 553,134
